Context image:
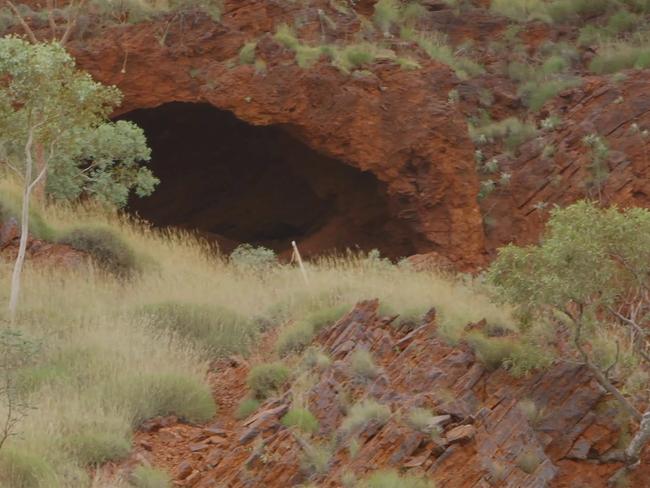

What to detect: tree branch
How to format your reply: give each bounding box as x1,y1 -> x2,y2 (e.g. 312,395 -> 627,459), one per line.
6,1 -> 39,43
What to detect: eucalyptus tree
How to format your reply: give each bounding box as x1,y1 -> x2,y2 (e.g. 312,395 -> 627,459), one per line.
0,37 -> 157,321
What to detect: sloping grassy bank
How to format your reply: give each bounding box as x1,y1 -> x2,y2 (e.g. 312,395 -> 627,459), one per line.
0,181 -> 513,487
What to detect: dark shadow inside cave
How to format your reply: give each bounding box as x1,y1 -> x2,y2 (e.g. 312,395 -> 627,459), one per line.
121,102 -> 416,259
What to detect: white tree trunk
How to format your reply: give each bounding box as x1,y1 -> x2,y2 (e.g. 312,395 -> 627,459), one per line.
8,127 -> 36,323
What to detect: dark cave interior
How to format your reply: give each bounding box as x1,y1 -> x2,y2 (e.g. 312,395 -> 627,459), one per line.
121,102 -> 416,259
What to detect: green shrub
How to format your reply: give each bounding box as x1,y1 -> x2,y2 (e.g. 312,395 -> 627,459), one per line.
518,399 -> 544,426
296,45 -> 324,68
300,441 -> 332,475
129,373 -> 216,426
302,347 -> 332,371
338,43 -> 377,71
359,469 -> 436,488
406,407 -> 440,435
277,305 -> 348,356
247,362 -> 290,399
230,243 -> 277,270
234,397 -> 260,420
466,332 -> 519,371
239,41 -> 257,65
503,340 -> 553,377
340,399 -> 391,433
469,117 -> 537,151
65,430 -> 131,465
373,0 -> 401,34
589,43 -> 650,74
281,408 -> 319,434
519,78 -> 580,112
276,320 -> 315,357
136,301 -> 258,356
0,448 -> 56,488
274,24 -> 300,50
349,349 -> 380,380
517,449 -> 542,474
490,0 -> 550,23
606,10 -> 639,34
130,465 -> 172,488
57,225 -> 139,277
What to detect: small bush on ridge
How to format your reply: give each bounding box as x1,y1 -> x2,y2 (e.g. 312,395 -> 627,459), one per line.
340,399 -> 391,433
57,225 -> 140,278
130,465 -> 172,488
281,408 -> 319,434
247,362 -> 290,399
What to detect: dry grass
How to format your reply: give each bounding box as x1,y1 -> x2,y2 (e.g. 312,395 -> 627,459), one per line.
0,178 -> 513,486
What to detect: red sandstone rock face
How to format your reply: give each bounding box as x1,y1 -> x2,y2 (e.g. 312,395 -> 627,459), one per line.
483,72 -> 650,254
119,300 -> 649,487
65,1 -> 486,267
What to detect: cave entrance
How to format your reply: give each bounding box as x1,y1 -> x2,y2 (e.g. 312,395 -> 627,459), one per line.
121,102 -> 416,259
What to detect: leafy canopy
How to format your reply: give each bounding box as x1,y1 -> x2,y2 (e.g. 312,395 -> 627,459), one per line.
488,201 -> 650,324
0,37 -> 157,207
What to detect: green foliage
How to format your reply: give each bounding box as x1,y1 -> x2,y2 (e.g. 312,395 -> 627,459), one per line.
349,349 -> 380,380
0,448 -> 56,488
466,331 -> 552,375
281,408 -> 319,434
296,45 -> 325,68
276,305 -> 348,356
300,440 -> 332,475
518,399 -> 544,426
401,27 -> 483,79
0,37 -> 156,207
340,399 -> 391,433
234,397 -> 260,420
469,117 -> 538,152
64,430 -> 131,465
517,449 -> 542,474
128,373 -> 216,426
230,244 -> 278,271
491,0 -> 612,23
582,134 -> 610,200
373,0 -> 402,34
406,407 -> 440,436
137,301 -> 258,356
607,10 -> 639,34
302,347 -> 332,371
130,466 -> 172,488
247,362 -> 290,399
274,23 -> 300,50
57,225 -> 140,278
239,41 -> 257,65
590,42 -> 650,74
337,43 -> 378,71
359,469 -> 436,488
488,201 -> 650,381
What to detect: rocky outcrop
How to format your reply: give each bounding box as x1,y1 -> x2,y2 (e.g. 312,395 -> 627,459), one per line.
61,1 -> 486,267
483,72 -> 650,254
120,300 -> 647,487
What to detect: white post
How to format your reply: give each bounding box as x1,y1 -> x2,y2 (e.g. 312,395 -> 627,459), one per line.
292,240 -> 310,286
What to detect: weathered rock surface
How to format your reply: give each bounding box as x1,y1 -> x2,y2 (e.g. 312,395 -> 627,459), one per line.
61,1 -> 486,267
118,301 -> 648,487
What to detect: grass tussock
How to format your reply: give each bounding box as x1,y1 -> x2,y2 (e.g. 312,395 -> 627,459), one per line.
281,408 -> 319,434
130,465 -> 172,488
359,469 -> 436,488
247,362 -> 290,399
340,399 -> 391,433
